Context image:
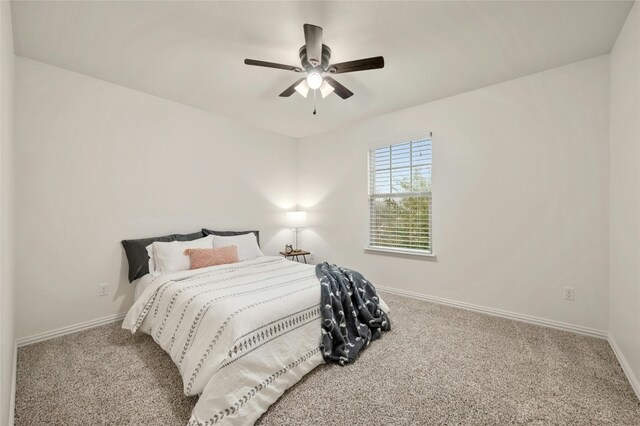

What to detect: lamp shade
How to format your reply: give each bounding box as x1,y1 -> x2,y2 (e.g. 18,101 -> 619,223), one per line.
295,80 -> 310,98
286,210 -> 307,228
319,80 -> 334,98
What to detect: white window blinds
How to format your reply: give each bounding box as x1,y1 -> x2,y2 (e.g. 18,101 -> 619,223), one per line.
368,136 -> 432,254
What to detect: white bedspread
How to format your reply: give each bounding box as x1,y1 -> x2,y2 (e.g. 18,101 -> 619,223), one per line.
122,256 -> 324,425
132,274 -> 154,302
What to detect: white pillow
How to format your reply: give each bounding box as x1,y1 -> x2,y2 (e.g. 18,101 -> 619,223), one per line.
146,243 -> 157,276
152,235 -> 214,274
212,233 -> 262,262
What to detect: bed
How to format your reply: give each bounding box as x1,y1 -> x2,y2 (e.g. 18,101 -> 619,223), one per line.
123,255 -> 323,425
122,229 -> 389,425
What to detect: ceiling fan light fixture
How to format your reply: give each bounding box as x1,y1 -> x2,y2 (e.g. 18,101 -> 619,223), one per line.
319,80 -> 334,98
244,23 -> 384,104
306,72 -> 323,90
294,80 -> 310,98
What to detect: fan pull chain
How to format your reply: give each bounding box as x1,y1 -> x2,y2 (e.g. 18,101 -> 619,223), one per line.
313,89 -> 317,115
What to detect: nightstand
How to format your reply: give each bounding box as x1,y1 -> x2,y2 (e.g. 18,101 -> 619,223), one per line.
279,250 -> 310,264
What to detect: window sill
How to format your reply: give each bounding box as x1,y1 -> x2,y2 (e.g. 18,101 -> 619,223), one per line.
364,246 -> 437,260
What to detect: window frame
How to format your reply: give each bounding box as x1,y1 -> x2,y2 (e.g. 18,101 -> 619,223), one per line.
365,133 -> 435,258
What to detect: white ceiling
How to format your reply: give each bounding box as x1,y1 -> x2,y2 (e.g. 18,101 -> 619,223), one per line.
11,1 -> 633,138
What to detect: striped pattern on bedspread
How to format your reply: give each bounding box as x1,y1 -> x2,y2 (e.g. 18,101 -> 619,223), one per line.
122,256 -> 324,426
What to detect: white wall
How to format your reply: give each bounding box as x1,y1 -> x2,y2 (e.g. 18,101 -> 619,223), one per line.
14,57 -> 298,339
609,1 -> 640,393
6,3 -> 637,400
298,56 -> 610,332
0,1 -> 15,425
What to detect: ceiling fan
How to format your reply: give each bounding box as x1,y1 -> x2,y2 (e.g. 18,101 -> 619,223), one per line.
244,24 -> 384,107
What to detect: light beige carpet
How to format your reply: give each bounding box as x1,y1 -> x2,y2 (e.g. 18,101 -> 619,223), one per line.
15,292 -> 640,425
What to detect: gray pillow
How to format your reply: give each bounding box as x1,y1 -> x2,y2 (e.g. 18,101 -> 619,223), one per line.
122,231 -> 204,282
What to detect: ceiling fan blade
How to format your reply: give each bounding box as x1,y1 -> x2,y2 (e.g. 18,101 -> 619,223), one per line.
328,56 -> 385,74
323,76 -> 353,99
244,59 -> 302,72
279,78 -> 306,97
303,24 -> 323,67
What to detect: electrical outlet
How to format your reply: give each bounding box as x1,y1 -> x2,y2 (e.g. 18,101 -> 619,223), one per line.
99,282 -> 109,297
563,286 -> 575,301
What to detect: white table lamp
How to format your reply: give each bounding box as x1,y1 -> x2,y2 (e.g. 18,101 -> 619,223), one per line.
286,210 -> 307,250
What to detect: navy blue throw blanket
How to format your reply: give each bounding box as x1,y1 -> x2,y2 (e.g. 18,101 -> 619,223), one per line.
315,262 -> 390,365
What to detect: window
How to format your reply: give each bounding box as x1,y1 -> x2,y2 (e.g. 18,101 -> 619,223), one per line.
368,136 -> 432,255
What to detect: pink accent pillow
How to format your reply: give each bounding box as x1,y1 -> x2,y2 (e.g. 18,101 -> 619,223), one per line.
184,245 -> 239,270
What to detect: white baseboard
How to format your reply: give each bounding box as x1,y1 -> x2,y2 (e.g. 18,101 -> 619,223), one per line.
8,342 -> 16,426
608,333 -> 640,401
377,285 -> 608,339
16,312 -> 127,348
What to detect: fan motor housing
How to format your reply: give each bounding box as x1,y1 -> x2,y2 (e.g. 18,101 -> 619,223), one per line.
299,44 -> 331,71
